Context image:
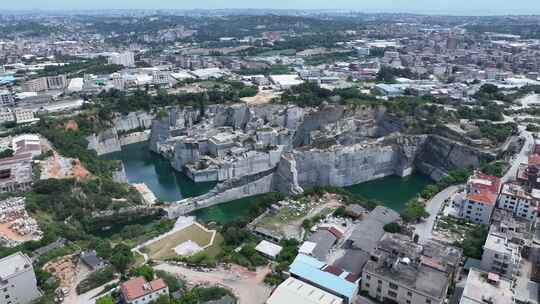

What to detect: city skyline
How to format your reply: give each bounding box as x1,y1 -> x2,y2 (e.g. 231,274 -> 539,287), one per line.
3,0 -> 540,15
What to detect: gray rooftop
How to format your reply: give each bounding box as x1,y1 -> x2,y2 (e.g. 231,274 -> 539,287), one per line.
348,206 -> 400,253
0,252 -> 33,279
333,249 -> 370,275
364,254 -> 450,299
308,230 -> 337,261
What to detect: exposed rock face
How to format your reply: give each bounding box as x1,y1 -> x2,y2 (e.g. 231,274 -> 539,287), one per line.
87,111 -> 155,155
415,135 -> 496,180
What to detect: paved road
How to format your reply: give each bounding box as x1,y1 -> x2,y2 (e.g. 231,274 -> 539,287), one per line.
502,127 -> 533,183
414,185 -> 461,244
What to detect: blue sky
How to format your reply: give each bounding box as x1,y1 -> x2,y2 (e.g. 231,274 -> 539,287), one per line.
3,0 -> 540,15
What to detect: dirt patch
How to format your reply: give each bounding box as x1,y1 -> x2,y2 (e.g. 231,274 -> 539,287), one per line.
64,120 -> 79,131
40,151 -> 91,180
154,263 -> 271,304
43,254 -> 79,289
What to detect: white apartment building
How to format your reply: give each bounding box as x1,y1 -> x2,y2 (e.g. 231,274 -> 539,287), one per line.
0,252 -> 42,304
13,108 -> 37,124
108,52 -> 135,67
0,90 -> 14,107
498,183 -> 539,221
480,233 -> 521,279
152,70 -> 171,87
46,75 -> 67,90
458,191 -> 498,225
22,78 -> 47,92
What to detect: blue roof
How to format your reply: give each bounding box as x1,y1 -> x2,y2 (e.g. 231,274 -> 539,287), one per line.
0,75 -> 15,85
289,254 -> 357,301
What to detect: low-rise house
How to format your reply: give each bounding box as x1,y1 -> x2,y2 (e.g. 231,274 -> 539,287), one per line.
121,277 -> 169,304
80,250 -> 108,271
0,252 -> 42,304
255,240 -> 282,260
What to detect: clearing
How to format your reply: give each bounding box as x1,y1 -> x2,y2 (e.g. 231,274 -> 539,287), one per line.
142,223 -> 221,260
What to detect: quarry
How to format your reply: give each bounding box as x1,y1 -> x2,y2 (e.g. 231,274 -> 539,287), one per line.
91,101 -> 513,217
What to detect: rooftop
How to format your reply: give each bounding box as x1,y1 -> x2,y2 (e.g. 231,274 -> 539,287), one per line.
0,251 -> 33,280
460,268 -> 513,304
364,253 -> 450,300
466,191 -> 498,206
289,254 -> 358,301
267,277 -> 343,304
121,277 -> 167,302
467,171 -> 501,194
255,240 -> 283,258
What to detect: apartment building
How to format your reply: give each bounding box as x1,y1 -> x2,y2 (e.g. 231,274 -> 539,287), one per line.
0,252 -> 42,304
498,182 -> 539,221
361,254 -> 450,304
480,233 -> 521,279
108,52 -> 135,67
0,90 -> 14,107
452,171 -> 501,225
360,234 -> 456,304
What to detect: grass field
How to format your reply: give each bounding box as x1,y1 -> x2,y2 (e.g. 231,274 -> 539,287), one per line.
142,224 -> 216,260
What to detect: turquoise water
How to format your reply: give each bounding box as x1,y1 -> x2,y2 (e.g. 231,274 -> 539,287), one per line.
344,174 -> 432,212
192,195 -> 268,225
103,142 -> 431,222
102,142 -> 215,201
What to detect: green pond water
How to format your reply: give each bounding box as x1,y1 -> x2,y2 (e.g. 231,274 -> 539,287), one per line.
103,142 -> 431,223
102,142 -> 215,201
344,174 -> 432,212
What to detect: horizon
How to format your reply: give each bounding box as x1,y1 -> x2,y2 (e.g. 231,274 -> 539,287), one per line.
2,0 -> 540,16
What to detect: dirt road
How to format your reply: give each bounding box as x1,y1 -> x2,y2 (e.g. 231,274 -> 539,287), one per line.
154,263 -> 272,304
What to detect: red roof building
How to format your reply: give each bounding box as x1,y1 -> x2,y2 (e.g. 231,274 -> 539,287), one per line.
121,277 -> 168,304
467,171 -> 501,195
466,191 -> 498,206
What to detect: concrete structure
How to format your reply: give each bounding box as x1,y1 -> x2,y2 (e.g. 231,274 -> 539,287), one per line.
0,252 -> 42,304
480,233 -> 521,279
108,52 -> 135,67
22,78 -> 48,92
498,182 -> 539,221
361,255 -> 450,304
0,90 -> 14,107
459,268 -> 513,304
13,108 -> 38,124
255,240 -> 283,259
46,75 -> 66,90
0,153 -> 34,193
121,277 -> 169,304
266,277 -> 344,304
270,74 -> 304,89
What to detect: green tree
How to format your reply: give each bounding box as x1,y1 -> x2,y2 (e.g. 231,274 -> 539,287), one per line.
110,243 -> 134,273
96,295 -> 114,304
401,199 -> 429,223
383,222 -> 402,233
130,265 -> 154,281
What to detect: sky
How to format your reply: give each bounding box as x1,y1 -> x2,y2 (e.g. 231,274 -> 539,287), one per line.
3,0 -> 540,15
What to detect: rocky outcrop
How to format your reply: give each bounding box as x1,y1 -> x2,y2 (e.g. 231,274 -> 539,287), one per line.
415,135 -> 496,180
